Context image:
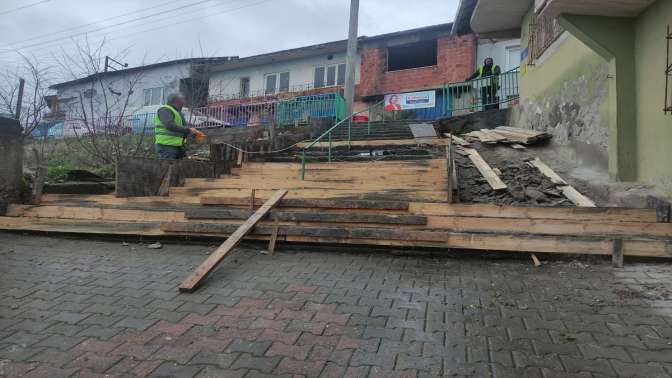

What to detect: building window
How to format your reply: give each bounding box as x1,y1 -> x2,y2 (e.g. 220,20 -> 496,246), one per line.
240,77 -> 250,98
387,39 -> 438,71
314,67 -> 325,88
528,13 -> 564,62
264,72 -> 289,95
279,72 -> 290,92
143,87 -> 164,106
314,64 -> 346,88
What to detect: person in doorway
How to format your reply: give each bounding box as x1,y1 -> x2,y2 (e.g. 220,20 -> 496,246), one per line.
467,57 -> 501,111
154,93 -> 197,159
385,94 -> 402,111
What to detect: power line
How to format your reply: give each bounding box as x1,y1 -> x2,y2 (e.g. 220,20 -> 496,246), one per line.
6,0 -> 219,52
3,0 -> 190,47
0,0 -> 273,71
0,0 -> 254,60
108,0 -> 273,44
0,0 -> 52,16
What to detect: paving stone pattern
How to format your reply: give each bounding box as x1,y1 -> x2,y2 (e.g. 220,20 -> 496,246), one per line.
0,234 -> 671,377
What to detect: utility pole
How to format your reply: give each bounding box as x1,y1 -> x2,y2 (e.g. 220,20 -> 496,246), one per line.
343,0 -> 359,117
15,78 -> 25,120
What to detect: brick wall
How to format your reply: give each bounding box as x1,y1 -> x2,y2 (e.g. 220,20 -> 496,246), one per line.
357,33 -> 476,98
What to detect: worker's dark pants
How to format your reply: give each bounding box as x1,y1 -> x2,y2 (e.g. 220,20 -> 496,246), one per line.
481,85 -> 499,111
156,144 -> 186,160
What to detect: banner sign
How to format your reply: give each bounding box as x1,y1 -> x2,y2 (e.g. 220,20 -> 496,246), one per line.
384,90 -> 436,111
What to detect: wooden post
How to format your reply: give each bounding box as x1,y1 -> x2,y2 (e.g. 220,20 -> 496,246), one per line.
250,189 -> 256,210
268,218 -> 280,255
157,165 -> 174,197
612,239 -> 624,268
179,190 -> 288,293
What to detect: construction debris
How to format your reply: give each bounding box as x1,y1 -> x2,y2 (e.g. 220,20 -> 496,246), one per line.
528,158 -> 596,207
464,126 -> 552,147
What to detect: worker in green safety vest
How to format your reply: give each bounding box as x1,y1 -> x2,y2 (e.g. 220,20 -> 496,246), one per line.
154,93 -> 197,159
466,57 -> 501,111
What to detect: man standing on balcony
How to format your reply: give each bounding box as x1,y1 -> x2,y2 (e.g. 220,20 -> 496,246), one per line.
154,93 -> 197,159
467,57 -> 501,111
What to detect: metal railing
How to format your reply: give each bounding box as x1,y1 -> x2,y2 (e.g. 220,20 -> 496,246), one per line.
442,67 -> 520,116
195,92 -> 345,128
299,99 -> 384,180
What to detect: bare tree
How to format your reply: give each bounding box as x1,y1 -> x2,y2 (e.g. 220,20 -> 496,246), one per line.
54,37 -> 153,167
0,53 -> 51,137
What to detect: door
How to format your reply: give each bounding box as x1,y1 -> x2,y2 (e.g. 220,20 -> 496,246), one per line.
505,45 -> 521,71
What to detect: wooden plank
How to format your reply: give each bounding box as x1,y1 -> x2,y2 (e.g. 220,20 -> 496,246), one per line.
529,158 -> 596,207
528,158 -> 567,185
157,165 -> 173,197
446,144 -> 453,203
185,208 -> 427,225
443,134 -> 470,146
178,189 -> 288,293
201,197 -> 410,210
462,148 -> 507,191
409,203 -> 657,223
426,215 -> 672,239
268,219 -> 279,255
160,220 -> 672,258
612,239 -> 624,268
531,253 -> 541,267
560,186 -> 597,207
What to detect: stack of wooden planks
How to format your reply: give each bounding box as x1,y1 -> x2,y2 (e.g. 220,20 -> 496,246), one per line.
464,126 -> 552,148
0,159 -> 670,261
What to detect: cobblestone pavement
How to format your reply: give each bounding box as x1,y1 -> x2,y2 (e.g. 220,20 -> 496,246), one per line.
0,234 -> 671,378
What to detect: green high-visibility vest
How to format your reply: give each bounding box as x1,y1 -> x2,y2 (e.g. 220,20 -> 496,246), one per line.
154,105 -> 186,147
479,65 -> 500,86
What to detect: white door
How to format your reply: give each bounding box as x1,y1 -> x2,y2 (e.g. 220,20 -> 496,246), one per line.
505,45 -> 521,71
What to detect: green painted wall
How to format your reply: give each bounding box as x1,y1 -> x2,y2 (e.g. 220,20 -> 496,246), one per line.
517,9 -> 611,166
559,15 -> 637,181
634,0 -> 672,195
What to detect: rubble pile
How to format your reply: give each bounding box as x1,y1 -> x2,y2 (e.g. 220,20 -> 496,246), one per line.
457,155 -> 571,206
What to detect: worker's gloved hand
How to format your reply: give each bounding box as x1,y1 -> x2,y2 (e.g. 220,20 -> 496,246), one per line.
189,127 -> 198,135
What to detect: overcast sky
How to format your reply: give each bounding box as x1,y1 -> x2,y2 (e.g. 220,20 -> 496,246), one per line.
0,0 -> 459,82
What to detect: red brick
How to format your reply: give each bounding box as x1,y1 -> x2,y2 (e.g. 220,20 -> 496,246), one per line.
250,318 -> 289,331
182,313 -> 221,326
266,342 -> 312,360
239,308 -> 280,319
105,356 -> 140,375
216,327 -> 262,341
211,305 -> 246,317
314,312 -> 350,326
214,315 -> 251,329
285,285 -> 318,294
110,342 -> 161,359
113,329 -> 161,345
0,361 -> 38,377
150,320 -> 193,337
268,299 -> 305,311
235,298 -> 268,309
275,357 -> 326,377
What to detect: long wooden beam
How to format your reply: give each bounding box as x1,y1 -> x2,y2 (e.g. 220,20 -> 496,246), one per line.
462,148 -> 507,191
201,197 -> 410,210
178,190 -> 287,293
185,208 -> 427,225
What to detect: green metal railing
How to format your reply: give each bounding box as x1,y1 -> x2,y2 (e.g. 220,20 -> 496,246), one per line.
299,100 -> 384,180
442,67 -> 520,115
298,67 -> 521,180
